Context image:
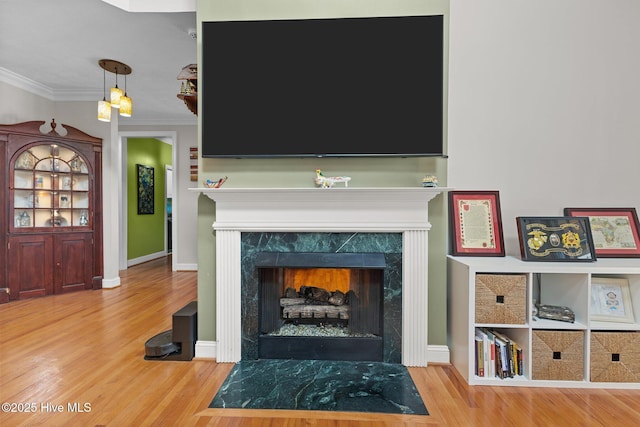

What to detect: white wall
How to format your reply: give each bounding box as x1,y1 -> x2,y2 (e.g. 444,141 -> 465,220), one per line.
0,81 -> 56,125
448,0 -> 640,255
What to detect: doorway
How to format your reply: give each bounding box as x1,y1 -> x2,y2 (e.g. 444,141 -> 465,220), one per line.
166,165 -> 173,255
118,132 -> 177,272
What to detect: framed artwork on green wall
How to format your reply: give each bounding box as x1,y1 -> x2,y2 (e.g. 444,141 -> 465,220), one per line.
137,164 -> 154,215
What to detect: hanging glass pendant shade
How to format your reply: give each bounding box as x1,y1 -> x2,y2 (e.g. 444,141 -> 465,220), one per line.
119,73 -> 132,117
110,87 -> 123,108
110,76 -> 123,109
119,93 -> 132,117
97,99 -> 112,122
97,66 -> 111,122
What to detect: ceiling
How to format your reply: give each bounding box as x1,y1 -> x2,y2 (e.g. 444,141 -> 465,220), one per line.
0,0 -> 198,125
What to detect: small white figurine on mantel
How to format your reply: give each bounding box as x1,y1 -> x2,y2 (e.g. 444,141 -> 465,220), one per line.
314,169 -> 351,188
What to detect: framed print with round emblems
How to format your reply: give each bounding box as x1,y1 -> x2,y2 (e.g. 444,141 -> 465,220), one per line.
516,216 -> 597,262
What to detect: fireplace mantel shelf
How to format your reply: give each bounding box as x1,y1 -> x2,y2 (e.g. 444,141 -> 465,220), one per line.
191,186 -> 449,366
193,186 -> 448,198
191,187 -> 450,232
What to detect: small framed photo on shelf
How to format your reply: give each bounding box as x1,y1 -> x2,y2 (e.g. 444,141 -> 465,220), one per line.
448,190 -> 505,256
564,207 -> 640,258
590,277 -> 635,323
516,216 -> 597,262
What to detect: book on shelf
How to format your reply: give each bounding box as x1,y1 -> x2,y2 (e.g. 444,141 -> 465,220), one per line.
495,334 -> 510,378
475,334 -> 484,377
474,329 -> 488,377
476,328 -> 496,378
492,330 -> 516,378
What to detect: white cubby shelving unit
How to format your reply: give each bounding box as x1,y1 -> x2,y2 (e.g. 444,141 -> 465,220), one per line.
448,255 -> 640,389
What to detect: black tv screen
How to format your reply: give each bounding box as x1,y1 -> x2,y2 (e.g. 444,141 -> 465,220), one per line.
202,15 -> 444,158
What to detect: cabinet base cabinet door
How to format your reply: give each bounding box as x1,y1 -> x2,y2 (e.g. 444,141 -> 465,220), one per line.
8,233 -> 93,300
54,233 -> 93,294
8,235 -> 54,299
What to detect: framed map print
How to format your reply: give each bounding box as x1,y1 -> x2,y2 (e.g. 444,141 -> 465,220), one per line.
564,208 -> 640,258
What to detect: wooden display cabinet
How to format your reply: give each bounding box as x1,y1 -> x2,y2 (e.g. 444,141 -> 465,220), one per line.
0,120 -> 103,301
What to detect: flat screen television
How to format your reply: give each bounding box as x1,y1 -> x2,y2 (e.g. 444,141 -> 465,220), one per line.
202,15 -> 444,158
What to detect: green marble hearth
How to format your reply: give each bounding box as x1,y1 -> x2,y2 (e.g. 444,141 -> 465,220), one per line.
209,359 -> 428,415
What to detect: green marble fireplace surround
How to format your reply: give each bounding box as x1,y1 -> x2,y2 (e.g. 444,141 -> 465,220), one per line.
241,232 -> 402,363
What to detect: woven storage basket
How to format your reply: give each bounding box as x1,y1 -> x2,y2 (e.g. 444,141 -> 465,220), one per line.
475,274 -> 526,324
590,332 -> 640,382
532,330 -> 584,381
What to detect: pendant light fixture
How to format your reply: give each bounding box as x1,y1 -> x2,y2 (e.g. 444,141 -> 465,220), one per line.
97,66 -> 112,122
119,73 -> 132,117
98,59 -> 133,122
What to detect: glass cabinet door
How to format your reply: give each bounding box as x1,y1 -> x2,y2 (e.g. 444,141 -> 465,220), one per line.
12,144 -> 91,229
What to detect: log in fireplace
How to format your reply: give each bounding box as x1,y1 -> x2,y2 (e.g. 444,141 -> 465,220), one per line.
256,252 -> 386,361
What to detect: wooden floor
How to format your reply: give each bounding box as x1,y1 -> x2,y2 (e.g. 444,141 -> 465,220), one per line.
1,257 -> 640,426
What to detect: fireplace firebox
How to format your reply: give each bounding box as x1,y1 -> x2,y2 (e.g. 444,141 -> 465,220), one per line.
256,252 -> 386,361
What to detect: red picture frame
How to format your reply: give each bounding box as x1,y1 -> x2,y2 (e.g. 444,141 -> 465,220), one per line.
564,208 -> 640,258
449,191 -> 505,256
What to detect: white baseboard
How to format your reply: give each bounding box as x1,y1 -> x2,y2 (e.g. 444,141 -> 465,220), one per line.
127,251 -> 166,267
195,340 -> 217,359
194,341 -> 450,365
101,276 -> 121,289
427,344 -> 450,364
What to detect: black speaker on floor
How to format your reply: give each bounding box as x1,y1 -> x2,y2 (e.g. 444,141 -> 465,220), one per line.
145,301 -> 197,361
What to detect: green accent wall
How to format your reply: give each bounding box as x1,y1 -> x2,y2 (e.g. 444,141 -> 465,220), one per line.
127,138 -> 172,260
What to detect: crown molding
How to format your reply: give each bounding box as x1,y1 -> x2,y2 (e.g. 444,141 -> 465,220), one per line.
120,117 -> 197,126
0,67 -> 102,102
100,0 -> 195,12
0,67 -> 54,100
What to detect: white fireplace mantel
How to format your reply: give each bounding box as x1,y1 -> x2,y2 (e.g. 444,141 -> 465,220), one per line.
193,187 -> 448,366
